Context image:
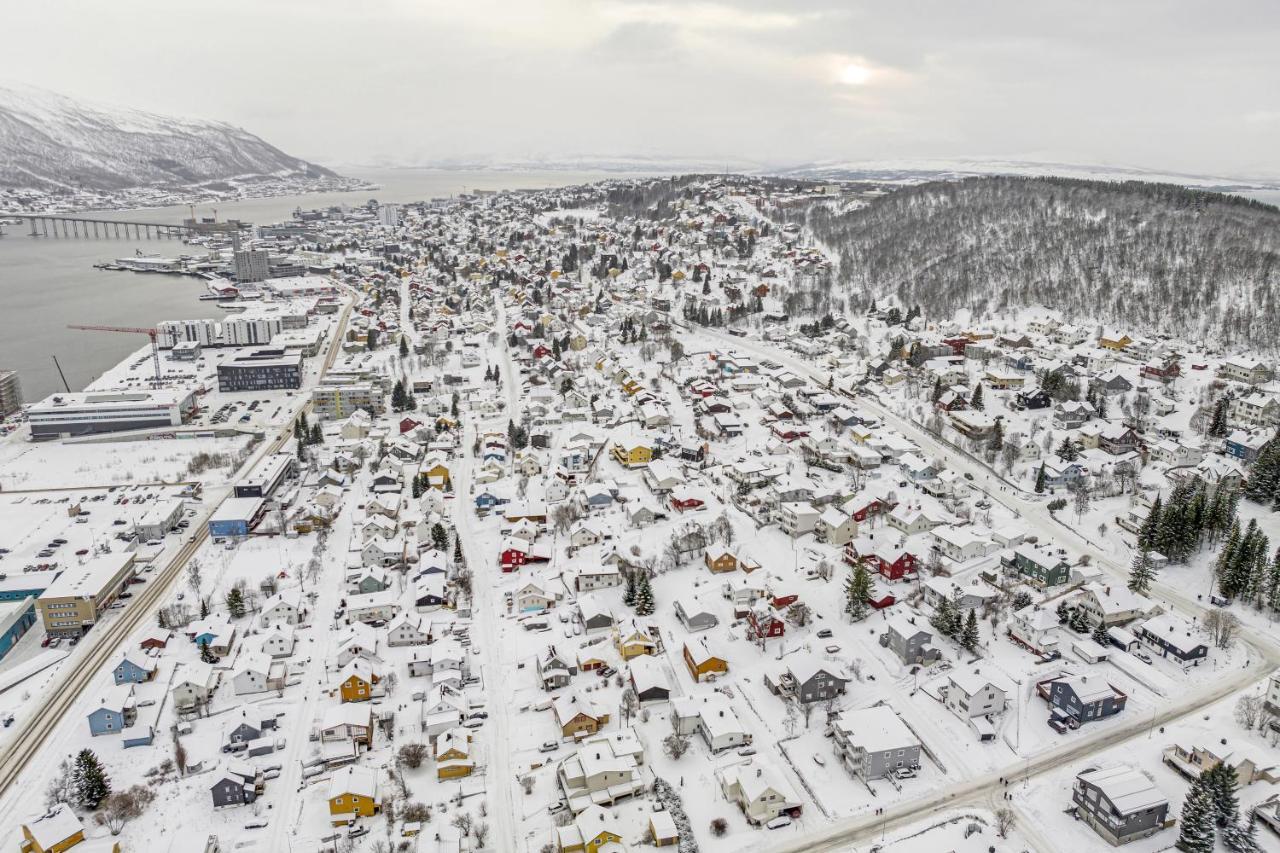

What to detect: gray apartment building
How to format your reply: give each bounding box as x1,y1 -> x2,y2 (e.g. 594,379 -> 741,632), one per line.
217,349 -> 302,393
831,706 -> 921,780
0,370 -> 22,418
1073,765 -> 1170,845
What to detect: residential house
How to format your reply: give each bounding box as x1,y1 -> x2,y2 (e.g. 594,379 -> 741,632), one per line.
764,653 -> 849,705
1136,613 -> 1209,663
1072,765 -> 1170,846
682,638 -> 728,683
327,765 -> 381,825
553,693 -> 611,739
209,760 -> 264,809
882,616 -> 938,665
1039,675 -> 1127,726
718,762 -> 802,825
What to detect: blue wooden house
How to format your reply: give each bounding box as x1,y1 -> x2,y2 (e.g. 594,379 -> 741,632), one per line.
113,652 -> 158,685
87,685 -> 136,736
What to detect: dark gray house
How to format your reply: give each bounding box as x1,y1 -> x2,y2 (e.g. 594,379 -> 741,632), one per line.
1136,614 -> 1208,663
1040,676 -> 1127,726
765,652 -> 849,706
1073,765 -> 1170,845
674,597 -> 719,632
226,710 -> 278,747
536,645 -> 576,691
882,616 -> 938,666
210,760 -> 263,808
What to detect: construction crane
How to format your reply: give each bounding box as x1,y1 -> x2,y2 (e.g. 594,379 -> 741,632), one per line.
67,324 -> 162,386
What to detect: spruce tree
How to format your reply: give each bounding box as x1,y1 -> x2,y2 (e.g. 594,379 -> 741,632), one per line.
74,749 -> 111,809
1128,549 -> 1156,595
1206,762 -> 1240,828
399,336 -> 409,358
1034,464 -> 1047,494
970,383 -> 984,411
1137,494 -> 1162,551
199,638 -> 214,663
1176,781 -> 1217,853
623,572 -> 637,607
845,564 -> 872,621
1209,396 -> 1229,438
1057,437 -> 1080,462
634,576 -> 654,616
310,423 -> 322,445
1222,818 -> 1261,853
453,538 -> 464,566
431,523 -> 449,551
1068,606 -> 1090,634
1091,619 -> 1111,646
960,609 -> 980,653
225,587 -> 245,619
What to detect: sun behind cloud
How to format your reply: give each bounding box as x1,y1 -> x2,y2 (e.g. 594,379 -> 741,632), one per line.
838,62 -> 873,86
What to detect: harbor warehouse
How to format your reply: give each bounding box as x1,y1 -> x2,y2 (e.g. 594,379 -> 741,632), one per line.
26,389 -> 197,441
208,497 -> 266,538
37,552 -> 136,638
217,349 -> 303,392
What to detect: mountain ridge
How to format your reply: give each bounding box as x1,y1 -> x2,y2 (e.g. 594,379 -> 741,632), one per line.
0,83 -> 340,192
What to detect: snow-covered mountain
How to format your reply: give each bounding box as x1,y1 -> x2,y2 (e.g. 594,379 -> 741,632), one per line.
0,83 -> 338,192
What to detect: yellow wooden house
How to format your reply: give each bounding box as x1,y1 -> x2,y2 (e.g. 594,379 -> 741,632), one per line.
557,805 -> 622,853
338,660 -> 380,703
20,804 -> 87,853
328,766 -> 381,825
614,619 -> 657,660
610,440 -> 652,469
435,728 -> 474,779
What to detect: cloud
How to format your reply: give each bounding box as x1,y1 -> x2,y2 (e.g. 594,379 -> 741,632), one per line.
0,0 -> 1274,176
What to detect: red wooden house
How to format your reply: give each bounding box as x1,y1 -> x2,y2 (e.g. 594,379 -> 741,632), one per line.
669,493 -> 705,513
844,540 -> 918,582
399,417 -> 422,434
942,337 -> 970,357
500,539 -> 551,572
771,424 -> 809,442
746,608 -> 786,641
847,495 -> 896,523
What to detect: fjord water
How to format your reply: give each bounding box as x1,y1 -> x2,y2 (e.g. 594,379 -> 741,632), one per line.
0,169 -> 637,401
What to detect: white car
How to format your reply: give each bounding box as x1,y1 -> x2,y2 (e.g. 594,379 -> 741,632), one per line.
766,816 -> 793,830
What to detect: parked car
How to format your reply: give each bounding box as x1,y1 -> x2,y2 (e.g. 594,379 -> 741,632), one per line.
766,816 -> 793,830
816,629 -> 833,639
539,741 -> 559,753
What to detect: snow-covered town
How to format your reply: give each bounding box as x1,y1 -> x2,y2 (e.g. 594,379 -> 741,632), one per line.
0,173 -> 1278,853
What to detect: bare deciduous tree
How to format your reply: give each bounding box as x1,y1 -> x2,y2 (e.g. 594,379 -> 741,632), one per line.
1235,694 -> 1265,731
995,806 -> 1015,838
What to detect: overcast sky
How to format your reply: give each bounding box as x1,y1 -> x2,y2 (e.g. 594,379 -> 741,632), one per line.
3,0 -> 1278,176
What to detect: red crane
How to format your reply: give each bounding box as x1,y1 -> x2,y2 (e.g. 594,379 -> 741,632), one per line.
67,324 -> 162,385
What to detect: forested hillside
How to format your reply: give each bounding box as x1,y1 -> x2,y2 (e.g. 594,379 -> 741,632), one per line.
787,177 -> 1280,351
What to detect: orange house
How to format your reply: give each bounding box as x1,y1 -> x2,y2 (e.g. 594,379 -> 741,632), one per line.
682,641 -> 729,683
704,548 -> 739,573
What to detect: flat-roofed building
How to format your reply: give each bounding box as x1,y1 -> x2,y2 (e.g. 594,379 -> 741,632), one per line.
0,369 -> 23,418
217,349 -> 302,392
27,388 -> 197,441
311,383 -> 385,420
37,553 -> 136,638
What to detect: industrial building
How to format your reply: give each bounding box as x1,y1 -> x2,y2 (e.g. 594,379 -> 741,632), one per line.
133,498 -> 186,541
0,597 -> 37,661
208,497 -> 267,539
217,349 -> 302,392
0,369 -> 23,418
27,389 -> 197,441
235,453 -> 297,499
37,553 -> 137,638
311,383 -> 385,420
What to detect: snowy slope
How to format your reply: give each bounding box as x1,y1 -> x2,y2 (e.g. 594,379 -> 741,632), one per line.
777,157 -> 1280,192
0,82 -> 338,191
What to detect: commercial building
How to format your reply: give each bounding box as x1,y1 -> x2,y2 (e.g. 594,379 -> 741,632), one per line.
311,383 -> 385,420
272,327 -> 325,357
217,349 -> 302,393
234,453 -> 297,499
27,389 -> 197,441
37,553 -> 136,638
261,276 -> 339,298
0,369 -> 23,418
208,497 -> 266,539
173,341 -> 202,361
377,204 -> 400,227
234,248 -> 271,283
